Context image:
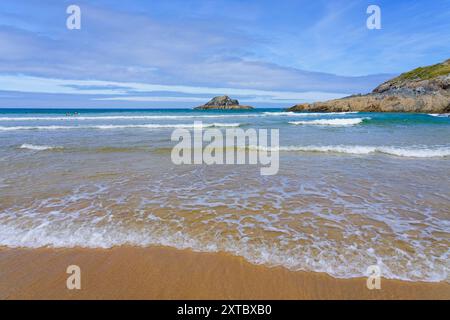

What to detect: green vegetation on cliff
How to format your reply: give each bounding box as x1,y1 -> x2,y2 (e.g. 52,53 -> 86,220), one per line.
394,59 -> 450,82
287,58 -> 450,113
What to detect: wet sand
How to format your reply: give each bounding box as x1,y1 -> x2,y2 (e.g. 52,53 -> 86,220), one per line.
0,246 -> 448,300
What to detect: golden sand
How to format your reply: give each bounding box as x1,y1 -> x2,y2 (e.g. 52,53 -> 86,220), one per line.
0,246 -> 448,300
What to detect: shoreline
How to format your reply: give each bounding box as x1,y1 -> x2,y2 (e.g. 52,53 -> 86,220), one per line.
0,246 -> 448,300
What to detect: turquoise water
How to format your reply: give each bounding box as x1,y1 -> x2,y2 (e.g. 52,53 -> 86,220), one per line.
0,108 -> 449,282
0,108 -> 449,147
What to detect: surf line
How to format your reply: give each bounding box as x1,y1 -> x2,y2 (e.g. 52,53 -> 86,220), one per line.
170,121 -> 279,176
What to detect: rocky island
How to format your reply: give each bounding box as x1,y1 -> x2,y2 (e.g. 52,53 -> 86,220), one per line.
194,96 -> 254,110
288,58 -> 450,113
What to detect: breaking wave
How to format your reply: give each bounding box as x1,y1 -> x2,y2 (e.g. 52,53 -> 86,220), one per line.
19,144 -> 62,151
0,115 -> 256,121
429,113 -> 450,118
288,118 -> 368,126
0,112 -> 359,121
251,145 -> 450,158
264,111 -> 358,116
0,123 -> 244,131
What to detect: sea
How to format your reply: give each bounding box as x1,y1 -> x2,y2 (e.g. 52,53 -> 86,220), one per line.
0,108 -> 449,282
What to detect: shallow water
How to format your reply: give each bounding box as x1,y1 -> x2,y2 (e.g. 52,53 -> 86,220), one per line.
0,108 -> 449,282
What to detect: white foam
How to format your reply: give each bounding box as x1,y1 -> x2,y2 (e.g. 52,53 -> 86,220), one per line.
251,145 -> 450,158
209,123 -> 244,128
19,144 -> 62,151
0,220 -> 447,283
0,123 -> 243,131
377,146 -> 450,158
429,113 -> 450,118
289,117 -> 367,126
0,180 -> 448,283
0,112 -> 359,121
0,125 -> 68,131
0,115 -> 255,121
264,111 -> 358,116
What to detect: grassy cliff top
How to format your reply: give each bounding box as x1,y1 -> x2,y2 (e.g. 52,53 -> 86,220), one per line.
394,59 -> 450,82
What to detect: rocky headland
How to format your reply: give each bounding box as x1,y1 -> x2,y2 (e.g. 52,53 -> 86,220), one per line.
194,96 -> 254,110
288,59 -> 450,113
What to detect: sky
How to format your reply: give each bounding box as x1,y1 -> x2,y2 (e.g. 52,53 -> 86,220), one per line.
0,0 -> 449,108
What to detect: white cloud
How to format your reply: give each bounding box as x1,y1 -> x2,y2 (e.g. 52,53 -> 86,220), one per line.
94,96 -> 209,102
0,74 -> 348,103
0,6 -> 390,95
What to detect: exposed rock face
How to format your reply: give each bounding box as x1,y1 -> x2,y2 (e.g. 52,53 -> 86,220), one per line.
288,59 -> 450,113
194,96 -> 254,110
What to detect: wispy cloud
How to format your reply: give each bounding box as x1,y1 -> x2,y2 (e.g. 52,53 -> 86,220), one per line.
0,74 -> 348,104
0,0 -> 448,107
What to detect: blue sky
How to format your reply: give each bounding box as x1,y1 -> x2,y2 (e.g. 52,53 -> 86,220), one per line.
0,0 -> 449,108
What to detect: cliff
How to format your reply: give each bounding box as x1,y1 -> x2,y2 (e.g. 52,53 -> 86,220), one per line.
288,59 -> 450,113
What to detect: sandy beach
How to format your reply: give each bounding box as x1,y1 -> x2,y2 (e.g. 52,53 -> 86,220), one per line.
1,0 -> 450,304
0,246 -> 448,300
